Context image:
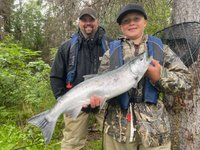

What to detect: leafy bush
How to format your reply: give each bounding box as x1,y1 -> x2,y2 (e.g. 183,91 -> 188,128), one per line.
0,36 -> 53,109
0,123 -> 61,150
0,36 -> 63,149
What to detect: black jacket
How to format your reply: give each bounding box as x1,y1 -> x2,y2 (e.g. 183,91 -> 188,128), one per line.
50,27 -> 112,100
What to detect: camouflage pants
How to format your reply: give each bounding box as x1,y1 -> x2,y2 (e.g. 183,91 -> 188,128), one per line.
61,111 -> 104,150
103,122 -> 171,150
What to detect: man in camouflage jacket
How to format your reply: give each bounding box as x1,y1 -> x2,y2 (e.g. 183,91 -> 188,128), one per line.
90,3 -> 192,150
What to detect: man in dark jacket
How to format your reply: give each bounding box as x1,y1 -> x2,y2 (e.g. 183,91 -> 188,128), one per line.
50,7 -> 112,150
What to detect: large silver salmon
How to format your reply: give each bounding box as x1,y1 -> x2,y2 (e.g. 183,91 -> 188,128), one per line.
28,52 -> 152,144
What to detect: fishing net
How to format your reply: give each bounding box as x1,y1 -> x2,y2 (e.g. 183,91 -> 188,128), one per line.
154,22 -> 200,67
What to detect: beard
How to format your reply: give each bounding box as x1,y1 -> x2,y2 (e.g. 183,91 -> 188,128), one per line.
82,24 -> 95,36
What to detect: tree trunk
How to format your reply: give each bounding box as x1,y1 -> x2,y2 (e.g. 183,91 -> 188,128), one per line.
169,0 -> 200,149
0,0 -> 14,39
172,0 -> 200,23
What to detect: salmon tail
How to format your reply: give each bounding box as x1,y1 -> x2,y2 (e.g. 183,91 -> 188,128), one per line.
28,110 -> 56,145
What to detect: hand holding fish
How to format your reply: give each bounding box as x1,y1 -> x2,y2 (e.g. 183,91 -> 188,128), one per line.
82,95 -> 103,108
146,59 -> 161,83
90,96 -> 103,108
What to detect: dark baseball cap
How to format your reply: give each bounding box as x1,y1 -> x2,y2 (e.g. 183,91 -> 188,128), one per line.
79,7 -> 97,20
117,3 -> 147,24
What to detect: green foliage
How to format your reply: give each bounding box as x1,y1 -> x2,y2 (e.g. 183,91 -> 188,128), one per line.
0,122 -> 61,150
0,124 -> 26,150
11,0 -> 45,50
0,36 -> 63,149
0,36 -> 52,109
144,0 -> 172,34
86,139 -> 102,150
50,47 -> 58,62
100,2 -> 123,38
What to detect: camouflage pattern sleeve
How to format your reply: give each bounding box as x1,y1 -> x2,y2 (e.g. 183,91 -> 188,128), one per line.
98,50 -> 111,73
155,45 -> 192,94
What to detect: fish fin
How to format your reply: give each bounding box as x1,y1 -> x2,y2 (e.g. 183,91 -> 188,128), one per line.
83,74 -> 98,80
149,55 -> 153,61
100,97 -> 107,110
67,106 -> 82,119
28,110 -> 56,145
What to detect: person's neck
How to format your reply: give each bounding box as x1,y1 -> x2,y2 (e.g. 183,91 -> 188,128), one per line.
81,31 -> 96,40
131,34 -> 144,45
